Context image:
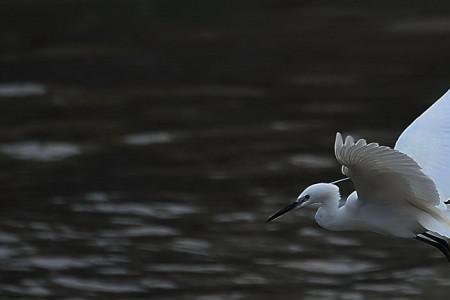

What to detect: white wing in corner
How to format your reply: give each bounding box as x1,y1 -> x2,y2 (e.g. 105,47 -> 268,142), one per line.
395,88 -> 450,201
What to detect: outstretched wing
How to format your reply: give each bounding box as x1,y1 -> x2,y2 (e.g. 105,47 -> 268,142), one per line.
395,88 -> 450,201
334,132 -> 440,209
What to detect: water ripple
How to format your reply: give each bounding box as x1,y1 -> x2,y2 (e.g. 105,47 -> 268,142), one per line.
53,276 -> 144,293
27,256 -> 89,270
140,278 -> 178,290
0,83 -> 47,97
232,273 -> 267,285
72,202 -> 198,219
390,19 -> 450,33
289,154 -> 336,169
123,132 -> 176,146
213,212 -> 256,223
353,283 -> 420,295
281,258 -> 376,275
102,225 -> 179,237
170,238 -> 211,255
147,263 -> 232,274
0,141 -> 82,161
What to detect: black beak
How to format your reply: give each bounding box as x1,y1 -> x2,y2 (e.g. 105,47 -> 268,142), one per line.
265,200 -> 300,223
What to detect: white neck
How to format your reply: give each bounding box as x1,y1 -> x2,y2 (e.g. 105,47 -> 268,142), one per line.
322,195 -> 340,209
314,195 -> 342,231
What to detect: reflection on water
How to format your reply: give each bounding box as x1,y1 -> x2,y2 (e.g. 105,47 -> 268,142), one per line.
390,18 -> 450,33
0,83 -> 47,97
280,258 -> 376,275
0,142 -> 82,161
2,1 -> 450,300
122,132 -> 176,146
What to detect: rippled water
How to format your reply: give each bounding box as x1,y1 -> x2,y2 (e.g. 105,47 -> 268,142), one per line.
2,1 -> 450,299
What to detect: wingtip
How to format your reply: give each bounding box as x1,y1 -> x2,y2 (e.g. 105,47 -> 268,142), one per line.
355,138 -> 367,147
344,135 -> 354,146
335,132 -> 344,155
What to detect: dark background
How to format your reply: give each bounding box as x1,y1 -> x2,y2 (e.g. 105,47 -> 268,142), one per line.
1,1 -> 450,299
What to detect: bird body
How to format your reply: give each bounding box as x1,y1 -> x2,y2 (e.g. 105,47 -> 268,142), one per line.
313,187 -> 424,238
266,87 -> 450,263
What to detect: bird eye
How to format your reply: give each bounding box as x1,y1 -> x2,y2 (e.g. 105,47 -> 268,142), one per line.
305,195 -> 310,199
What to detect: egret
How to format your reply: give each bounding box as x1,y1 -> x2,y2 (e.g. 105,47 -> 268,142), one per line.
266,88 -> 450,262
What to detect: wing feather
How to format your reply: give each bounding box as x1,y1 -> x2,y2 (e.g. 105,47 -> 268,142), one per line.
395,88 -> 450,201
335,132 -> 440,210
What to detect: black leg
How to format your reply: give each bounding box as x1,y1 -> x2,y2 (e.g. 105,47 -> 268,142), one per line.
415,235 -> 450,263
422,232 -> 450,253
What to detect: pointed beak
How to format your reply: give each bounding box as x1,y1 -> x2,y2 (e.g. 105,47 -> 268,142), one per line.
265,199 -> 301,223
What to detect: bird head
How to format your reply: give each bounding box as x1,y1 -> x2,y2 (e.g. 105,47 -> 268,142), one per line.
266,183 -> 340,223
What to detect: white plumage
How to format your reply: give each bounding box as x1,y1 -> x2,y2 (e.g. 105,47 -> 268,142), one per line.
395,88 -> 450,201
335,132 -> 440,209
334,132 -> 450,238
267,87 -> 450,263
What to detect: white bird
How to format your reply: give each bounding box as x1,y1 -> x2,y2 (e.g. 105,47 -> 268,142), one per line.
267,88 -> 450,262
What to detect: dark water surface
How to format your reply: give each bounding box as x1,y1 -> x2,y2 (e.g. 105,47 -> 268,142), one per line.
2,1 -> 450,299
